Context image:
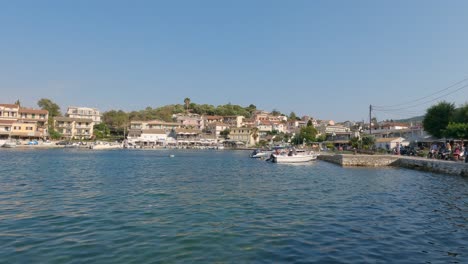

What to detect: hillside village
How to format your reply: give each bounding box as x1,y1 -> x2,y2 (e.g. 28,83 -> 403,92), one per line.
0,101 -> 430,149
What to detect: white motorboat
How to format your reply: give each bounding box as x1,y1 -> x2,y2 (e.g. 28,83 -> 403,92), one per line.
90,142 -> 123,150
250,149 -> 272,158
2,141 -> 17,148
268,151 -> 318,163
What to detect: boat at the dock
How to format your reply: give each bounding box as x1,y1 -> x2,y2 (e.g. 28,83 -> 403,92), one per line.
268,150 -> 318,163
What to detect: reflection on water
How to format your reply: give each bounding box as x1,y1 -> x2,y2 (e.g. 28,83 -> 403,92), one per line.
0,149 -> 467,263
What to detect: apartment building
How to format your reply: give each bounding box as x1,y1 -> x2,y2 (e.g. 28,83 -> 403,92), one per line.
54,117 -> 94,139
66,106 -> 101,124
0,104 -> 49,140
229,127 -> 259,147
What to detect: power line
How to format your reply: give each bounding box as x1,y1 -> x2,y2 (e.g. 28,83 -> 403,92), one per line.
373,83 -> 468,111
373,76 -> 468,109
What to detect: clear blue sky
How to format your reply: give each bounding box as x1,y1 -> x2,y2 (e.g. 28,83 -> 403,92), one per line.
1,0 -> 468,121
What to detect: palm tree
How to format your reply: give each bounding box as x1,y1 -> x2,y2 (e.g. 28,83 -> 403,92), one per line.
184,98 -> 191,113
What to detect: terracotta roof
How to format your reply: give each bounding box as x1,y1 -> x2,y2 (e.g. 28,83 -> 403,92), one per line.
175,128 -> 201,134
0,104 -> 19,108
141,129 -> 167,134
19,108 -> 48,114
207,122 -> 228,126
54,117 -> 93,123
205,115 -> 223,120
147,120 -> 179,126
0,119 -> 15,124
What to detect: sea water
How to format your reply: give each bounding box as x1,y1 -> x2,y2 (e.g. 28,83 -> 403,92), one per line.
0,149 -> 466,263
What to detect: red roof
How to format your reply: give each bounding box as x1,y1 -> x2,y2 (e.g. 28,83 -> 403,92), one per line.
19,108 -> 48,114
0,104 -> 19,108
0,119 -> 15,124
205,115 -> 223,120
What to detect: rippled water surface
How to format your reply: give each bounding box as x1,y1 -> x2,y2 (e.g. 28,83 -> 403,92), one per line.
0,149 -> 467,263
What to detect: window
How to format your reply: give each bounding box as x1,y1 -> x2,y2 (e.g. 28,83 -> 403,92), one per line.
32,114 -> 35,119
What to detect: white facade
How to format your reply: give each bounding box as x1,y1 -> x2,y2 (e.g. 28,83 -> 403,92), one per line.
66,106 -> 101,124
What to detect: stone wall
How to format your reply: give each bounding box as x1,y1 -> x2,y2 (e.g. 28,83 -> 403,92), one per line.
318,154 -> 398,167
318,154 -> 468,177
396,157 -> 468,177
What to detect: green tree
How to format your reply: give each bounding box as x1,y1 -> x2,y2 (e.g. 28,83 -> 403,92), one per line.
14,99 -> 21,107
443,122 -> 468,139
37,98 -> 61,117
94,123 -> 111,139
102,110 -> 129,137
289,112 -> 297,121
48,128 -> 62,140
454,103 -> 468,123
271,109 -> 281,116
293,126 -> 318,145
349,137 -> 360,148
361,135 -> 376,150
422,101 -> 456,138
220,128 -> 231,139
37,98 -> 61,138
184,98 -> 191,113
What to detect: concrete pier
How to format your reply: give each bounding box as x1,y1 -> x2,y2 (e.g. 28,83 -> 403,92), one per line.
318,154 -> 468,177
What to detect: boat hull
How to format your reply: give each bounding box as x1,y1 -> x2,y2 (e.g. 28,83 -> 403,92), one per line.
2,142 -> 17,148
271,153 -> 317,163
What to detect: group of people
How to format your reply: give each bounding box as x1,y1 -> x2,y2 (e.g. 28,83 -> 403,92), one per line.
429,141 -> 467,162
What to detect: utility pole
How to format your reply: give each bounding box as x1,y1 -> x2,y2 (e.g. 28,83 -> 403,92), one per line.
369,104 -> 372,135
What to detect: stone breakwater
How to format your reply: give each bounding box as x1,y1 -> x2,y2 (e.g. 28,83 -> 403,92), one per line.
318,154 -> 468,177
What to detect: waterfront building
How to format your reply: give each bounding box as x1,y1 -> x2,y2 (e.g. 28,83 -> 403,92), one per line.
205,122 -> 230,138
137,129 -> 168,146
202,115 -> 224,127
229,127 -> 259,147
365,122 -> 429,142
54,117 -> 94,139
223,115 -> 244,127
286,120 -> 307,134
66,106 -> 101,124
18,108 -> 49,137
272,121 -> 287,133
0,120 -> 14,140
0,104 -> 49,140
252,110 -> 285,123
173,113 -> 203,129
375,137 -> 409,150
0,104 -> 19,119
171,128 -> 202,144
127,120 -> 181,143
257,120 -> 273,138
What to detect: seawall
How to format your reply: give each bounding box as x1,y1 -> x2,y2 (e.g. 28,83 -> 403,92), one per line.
318,154 -> 468,177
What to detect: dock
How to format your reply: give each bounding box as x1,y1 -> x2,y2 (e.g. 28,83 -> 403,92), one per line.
318,154 -> 468,177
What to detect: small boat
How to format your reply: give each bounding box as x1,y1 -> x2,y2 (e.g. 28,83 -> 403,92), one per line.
2,141 -> 17,148
90,142 -> 123,150
267,150 -> 318,163
250,149 -> 272,158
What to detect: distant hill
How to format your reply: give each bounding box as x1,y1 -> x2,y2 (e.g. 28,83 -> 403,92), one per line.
394,115 -> 424,123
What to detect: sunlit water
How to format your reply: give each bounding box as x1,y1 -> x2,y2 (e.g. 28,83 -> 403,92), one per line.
0,149 -> 467,263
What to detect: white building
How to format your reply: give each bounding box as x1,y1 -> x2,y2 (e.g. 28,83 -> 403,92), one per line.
66,106 -> 101,124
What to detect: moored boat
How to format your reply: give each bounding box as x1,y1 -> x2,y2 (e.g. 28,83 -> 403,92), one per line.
2,141 -> 17,148
90,142 -> 123,150
268,150 -> 318,163
250,149 -> 272,158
